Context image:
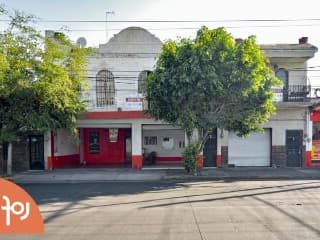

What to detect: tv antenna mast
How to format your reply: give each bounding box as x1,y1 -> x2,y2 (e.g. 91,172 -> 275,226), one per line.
106,11 -> 115,42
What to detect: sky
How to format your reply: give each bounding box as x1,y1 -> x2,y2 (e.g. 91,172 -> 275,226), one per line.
1,0 -> 320,84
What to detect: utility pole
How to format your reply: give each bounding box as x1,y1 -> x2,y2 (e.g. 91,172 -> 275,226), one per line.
106,11 -> 115,42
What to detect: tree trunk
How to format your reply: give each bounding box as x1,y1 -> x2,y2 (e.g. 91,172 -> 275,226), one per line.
7,142 -> 12,176
199,130 -> 209,153
186,130 -> 192,145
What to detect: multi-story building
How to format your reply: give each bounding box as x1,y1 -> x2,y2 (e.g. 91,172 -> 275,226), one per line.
1,27 -> 318,173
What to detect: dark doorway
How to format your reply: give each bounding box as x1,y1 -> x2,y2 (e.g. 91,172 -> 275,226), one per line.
124,129 -> 132,164
29,135 -> 44,170
286,130 -> 303,167
203,129 -> 217,167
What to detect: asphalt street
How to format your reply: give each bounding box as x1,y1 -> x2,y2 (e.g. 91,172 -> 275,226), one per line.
2,180 -> 320,240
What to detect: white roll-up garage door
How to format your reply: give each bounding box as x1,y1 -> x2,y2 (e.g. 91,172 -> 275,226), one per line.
228,130 -> 271,166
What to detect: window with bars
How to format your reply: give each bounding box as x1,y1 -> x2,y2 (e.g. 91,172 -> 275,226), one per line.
138,70 -> 152,94
96,70 -> 115,107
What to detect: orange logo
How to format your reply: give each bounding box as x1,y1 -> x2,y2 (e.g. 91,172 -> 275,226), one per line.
0,178 -> 44,234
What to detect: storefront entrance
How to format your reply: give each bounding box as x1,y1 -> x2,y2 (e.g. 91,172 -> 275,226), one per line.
29,135 -> 45,170
83,128 -> 131,166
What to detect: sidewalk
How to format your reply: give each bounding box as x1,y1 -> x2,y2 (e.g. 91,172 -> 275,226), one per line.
8,167 -> 320,183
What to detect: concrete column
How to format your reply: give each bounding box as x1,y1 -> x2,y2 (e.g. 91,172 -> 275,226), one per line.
306,110 -> 312,168
132,122 -> 142,169
44,131 -> 52,170
216,129 -> 222,167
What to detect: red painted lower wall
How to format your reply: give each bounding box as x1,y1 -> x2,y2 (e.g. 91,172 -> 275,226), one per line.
306,151 -> 312,168
52,154 -> 80,169
156,157 -> 182,162
48,155 -> 80,169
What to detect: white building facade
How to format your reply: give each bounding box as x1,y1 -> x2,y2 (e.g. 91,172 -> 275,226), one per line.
40,28 -> 318,170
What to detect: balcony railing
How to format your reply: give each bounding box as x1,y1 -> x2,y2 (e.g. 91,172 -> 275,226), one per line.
273,85 -> 311,102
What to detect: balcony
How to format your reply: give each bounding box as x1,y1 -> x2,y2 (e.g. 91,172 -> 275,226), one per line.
273,85 -> 311,102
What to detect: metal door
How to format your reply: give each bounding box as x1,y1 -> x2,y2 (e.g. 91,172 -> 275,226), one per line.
203,129 -> 217,167
286,130 -> 303,167
29,135 -> 44,170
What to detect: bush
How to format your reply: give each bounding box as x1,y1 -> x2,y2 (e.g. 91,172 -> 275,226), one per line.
182,141 -> 200,173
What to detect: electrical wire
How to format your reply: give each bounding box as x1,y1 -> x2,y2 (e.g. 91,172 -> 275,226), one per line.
3,18 -> 320,23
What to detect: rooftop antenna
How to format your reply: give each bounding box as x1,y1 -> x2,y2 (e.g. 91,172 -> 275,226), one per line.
106,11 -> 115,42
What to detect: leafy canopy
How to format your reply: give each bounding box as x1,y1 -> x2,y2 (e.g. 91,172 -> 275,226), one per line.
145,27 -> 279,144
0,6 -> 90,142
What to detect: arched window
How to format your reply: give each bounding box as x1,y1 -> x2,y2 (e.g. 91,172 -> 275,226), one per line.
96,70 -> 115,107
275,68 -> 288,87
138,70 -> 152,94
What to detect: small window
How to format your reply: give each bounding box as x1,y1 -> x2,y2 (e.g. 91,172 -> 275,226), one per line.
144,136 -> 157,145
89,131 -> 100,154
96,70 -> 115,107
179,141 -> 185,148
275,68 -> 288,86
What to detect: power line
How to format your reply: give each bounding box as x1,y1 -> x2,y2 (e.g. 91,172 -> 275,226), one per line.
3,18 -> 320,23
38,24 -> 320,32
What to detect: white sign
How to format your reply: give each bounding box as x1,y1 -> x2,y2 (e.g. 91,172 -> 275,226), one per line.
124,97 -> 143,110
1,195 -> 30,226
109,128 -> 118,142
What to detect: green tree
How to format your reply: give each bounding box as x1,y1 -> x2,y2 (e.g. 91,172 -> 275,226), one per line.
145,27 -> 279,172
0,6 -> 89,175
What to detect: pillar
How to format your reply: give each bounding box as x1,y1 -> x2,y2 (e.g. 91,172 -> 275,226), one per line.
44,131 -> 53,170
132,122 -> 142,169
216,129 -> 222,167
306,110 -> 312,168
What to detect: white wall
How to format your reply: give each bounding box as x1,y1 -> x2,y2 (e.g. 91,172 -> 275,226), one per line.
142,129 -> 185,157
83,27 -> 162,111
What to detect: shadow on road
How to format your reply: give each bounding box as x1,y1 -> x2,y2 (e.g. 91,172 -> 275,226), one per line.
19,180 -> 320,231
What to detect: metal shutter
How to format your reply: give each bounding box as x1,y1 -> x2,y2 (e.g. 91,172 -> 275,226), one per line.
228,130 -> 271,166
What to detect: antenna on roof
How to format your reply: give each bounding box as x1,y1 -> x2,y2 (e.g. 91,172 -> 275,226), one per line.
106,11 -> 115,42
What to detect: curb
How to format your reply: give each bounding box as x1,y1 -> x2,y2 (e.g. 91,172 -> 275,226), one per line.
162,175 -> 320,181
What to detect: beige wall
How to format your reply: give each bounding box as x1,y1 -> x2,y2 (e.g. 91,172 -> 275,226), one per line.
269,59 -> 307,86
54,129 -> 79,156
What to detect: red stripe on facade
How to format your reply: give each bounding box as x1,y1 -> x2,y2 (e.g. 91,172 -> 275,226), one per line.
156,157 -> 182,162
82,111 -> 152,120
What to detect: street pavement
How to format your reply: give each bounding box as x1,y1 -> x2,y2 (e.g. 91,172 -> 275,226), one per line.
9,167 -> 320,183
2,180 -> 320,240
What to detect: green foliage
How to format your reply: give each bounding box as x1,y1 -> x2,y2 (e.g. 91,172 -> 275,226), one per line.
182,141 -> 200,173
145,26 -> 280,150
0,6 -> 90,143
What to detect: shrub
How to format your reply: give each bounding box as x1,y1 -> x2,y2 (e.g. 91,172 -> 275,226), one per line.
182,141 -> 200,174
